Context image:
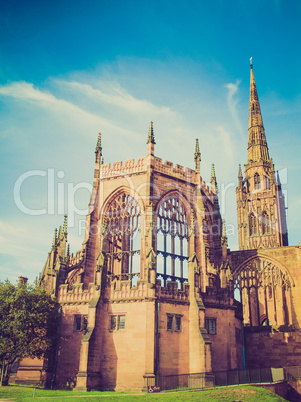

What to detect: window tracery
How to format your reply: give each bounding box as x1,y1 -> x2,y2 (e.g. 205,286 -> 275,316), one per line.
265,176 -> 270,190
105,193 -> 141,283
156,195 -> 189,288
254,173 -> 260,190
233,258 -> 292,327
249,213 -> 257,236
262,211 -> 270,234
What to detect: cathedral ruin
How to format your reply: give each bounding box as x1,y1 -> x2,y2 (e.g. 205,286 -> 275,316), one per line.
13,63 -> 301,391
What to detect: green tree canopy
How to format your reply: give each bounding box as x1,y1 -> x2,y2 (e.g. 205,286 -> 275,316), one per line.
0,280 -> 60,386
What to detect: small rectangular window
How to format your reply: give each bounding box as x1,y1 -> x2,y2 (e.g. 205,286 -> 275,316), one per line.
74,315 -> 82,331
110,314 -> 126,331
111,315 -> 117,330
167,315 -> 173,330
119,315 -> 125,330
205,318 -> 216,335
175,316 -> 181,331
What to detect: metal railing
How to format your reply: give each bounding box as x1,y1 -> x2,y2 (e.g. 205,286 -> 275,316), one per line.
214,367 -> 273,387
284,366 -> 301,381
147,366 -> 291,391
153,372 -> 211,391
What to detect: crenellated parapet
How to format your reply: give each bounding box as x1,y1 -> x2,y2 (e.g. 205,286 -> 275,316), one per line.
202,287 -> 241,313
58,283 -> 95,305
100,158 -> 147,178
156,280 -> 190,303
66,249 -> 85,268
107,280 -> 156,302
153,157 -> 195,183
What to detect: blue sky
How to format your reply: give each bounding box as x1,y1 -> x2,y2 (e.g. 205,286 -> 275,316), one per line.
1,0 -> 301,283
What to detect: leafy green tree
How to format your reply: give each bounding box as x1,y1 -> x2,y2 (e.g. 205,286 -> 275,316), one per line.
0,280 -> 60,386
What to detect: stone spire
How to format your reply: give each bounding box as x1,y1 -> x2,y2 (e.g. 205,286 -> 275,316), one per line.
194,139 -> 201,174
147,121 -> 155,156
210,164 -> 217,193
248,60 -> 269,163
95,132 -> 102,164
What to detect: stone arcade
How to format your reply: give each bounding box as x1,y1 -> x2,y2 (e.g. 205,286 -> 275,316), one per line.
14,63 -> 301,390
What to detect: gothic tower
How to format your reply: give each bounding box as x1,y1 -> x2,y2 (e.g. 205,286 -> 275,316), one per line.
236,61 -> 288,250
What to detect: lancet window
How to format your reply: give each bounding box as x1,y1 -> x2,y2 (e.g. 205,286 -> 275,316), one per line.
105,193 -> 141,283
265,176 -> 270,190
233,258 -> 292,327
156,195 -> 189,288
262,211 -> 270,235
254,173 -> 260,190
249,213 -> 257,236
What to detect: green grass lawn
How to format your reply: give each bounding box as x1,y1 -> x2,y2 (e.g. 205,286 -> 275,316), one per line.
0,385 -> 288,401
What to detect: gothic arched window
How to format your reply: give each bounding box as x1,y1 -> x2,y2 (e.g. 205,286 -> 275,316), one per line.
156,195 -> 189,288
262,211 -> 270,235
105,193 -> 141,282
249,213 -> 257,236
265,176 -> 270,190
254,173 -> 260,190
233,258 -> 292,327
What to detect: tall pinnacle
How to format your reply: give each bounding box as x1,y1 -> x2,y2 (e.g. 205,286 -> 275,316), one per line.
63,214 -> 68,238
194,138 -> 201,173
147,121 -> 155,144
221,219 -> 228,247
238,164 -> 243,187
95,132 -> 102,153
248,60 -> 269,163
95,132 -> 102,164
52,228 -> 57,249
210,163 -> 217,193
147,121 -> 155,156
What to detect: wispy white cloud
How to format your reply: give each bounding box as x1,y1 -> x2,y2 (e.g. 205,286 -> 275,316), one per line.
58,80 -> 173,117
225,80 -> 243,137
0,81 -> 107,125
0,81 -> 146,148
1,64 -> 300,286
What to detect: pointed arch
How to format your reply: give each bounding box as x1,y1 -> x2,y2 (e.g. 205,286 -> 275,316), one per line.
265,176 -> 270,190
233,255 -> 294,327
155,190 -> 190,287
262,211 -> 270,234
249,213 -> 257,236
254,173 -> 260,190
102,189 -> 142,282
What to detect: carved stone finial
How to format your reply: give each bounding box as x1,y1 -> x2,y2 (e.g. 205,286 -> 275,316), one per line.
238,164 -> 243,187
147,121 -> 156,145
250,57 -> 253,67
95,132 -> 102,154
63,214 -> 68,237
194,139 -> 200,160
210,164 -> 217,193
194,139 -> 201,173
52,228 -> 57,248
238,164 -> 243,179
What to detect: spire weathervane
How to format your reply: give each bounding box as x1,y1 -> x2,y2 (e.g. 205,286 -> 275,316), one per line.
250,57 -> 253,66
